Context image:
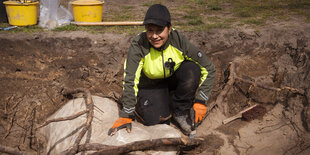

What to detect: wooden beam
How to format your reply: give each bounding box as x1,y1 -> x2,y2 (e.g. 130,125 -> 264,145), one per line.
71,21 -> 144,26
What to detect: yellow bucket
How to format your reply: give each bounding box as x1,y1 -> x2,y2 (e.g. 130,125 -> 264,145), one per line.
71,0 -> 104,22
3,1 -> 39,26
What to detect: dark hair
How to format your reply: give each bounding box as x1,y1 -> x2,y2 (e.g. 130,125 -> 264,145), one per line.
166,22 -> 171,28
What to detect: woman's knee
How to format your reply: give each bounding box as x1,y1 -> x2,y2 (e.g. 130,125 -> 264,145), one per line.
176,61 -> 201,83
179,61 -> 200,75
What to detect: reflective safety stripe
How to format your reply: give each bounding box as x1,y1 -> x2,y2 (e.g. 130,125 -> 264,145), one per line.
124,106 -> 135,114
122,59 -> 127,90
199,91 -> 208,101
134,59 -> 144,96
123,59 -> 144,96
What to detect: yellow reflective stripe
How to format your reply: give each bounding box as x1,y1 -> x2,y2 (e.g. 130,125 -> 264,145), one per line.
134,58 -> 144,96
185,56 -> 208,86
143,45 -> 184,79
123,59 -> 127,89
123,58 -> 144,97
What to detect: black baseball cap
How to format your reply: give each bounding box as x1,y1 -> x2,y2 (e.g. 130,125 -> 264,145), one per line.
143,4 -> 171,27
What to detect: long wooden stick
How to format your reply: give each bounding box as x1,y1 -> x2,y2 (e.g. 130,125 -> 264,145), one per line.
71,21 -> 143,26
88,137 -> 204,155
77,143 -> 109,152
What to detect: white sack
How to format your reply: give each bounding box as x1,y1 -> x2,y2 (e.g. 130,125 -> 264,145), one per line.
40,96 -> 181,154
39,0 -> 72,29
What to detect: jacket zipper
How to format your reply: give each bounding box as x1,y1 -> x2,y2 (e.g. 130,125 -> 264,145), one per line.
161,51 -> 166,78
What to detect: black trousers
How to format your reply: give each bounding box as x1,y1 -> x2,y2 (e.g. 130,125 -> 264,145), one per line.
135,61 -> 201,125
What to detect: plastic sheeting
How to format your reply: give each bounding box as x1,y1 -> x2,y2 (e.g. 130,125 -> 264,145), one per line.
39,0 -> 72,29
40,96 -> 181,155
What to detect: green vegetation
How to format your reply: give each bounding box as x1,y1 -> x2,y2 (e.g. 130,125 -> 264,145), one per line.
231,0 -> 310,25
182,0 -> 310,30
1,0 -> 309,33
0,23 -> 43,33
53,24 -> 144,35
142,1 -> 165,7
206,0 -> 223,10
190,0 -> 207,5
53,24 -> 79,31
107,5 -> 137,21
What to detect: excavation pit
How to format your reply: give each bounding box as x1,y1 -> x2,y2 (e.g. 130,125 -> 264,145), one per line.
0,28 -> 309,154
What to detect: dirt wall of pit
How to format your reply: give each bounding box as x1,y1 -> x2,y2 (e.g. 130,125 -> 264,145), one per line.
0,27 -> 309,154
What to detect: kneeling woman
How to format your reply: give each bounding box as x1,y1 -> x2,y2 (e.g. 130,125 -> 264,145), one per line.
108,4 -> 216,136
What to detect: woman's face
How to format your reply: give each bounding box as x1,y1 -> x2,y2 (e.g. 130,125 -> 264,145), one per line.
145,24 -> 171,48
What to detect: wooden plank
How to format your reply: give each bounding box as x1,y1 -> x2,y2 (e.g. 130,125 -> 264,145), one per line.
71,21 -> 144,26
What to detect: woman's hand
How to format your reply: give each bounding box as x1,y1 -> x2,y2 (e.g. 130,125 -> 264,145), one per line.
108,117 -> 132,136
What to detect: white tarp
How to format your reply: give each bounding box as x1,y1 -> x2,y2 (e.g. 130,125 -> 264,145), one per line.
40,96 -> 181,154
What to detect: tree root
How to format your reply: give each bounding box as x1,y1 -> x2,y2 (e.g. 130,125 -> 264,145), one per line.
234,76 -> 304,95
60,88 -> 95,155
0,144 -> 32,155
86,137 -> 204,155
1,88 -> 108,155
3,109 -> 17,139
35,110 -> 88,130
64,138 -> 202,154
207,62 -> 304,116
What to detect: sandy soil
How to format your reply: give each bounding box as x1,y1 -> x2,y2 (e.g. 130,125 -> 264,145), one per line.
0,0 -> 310,154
